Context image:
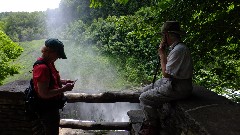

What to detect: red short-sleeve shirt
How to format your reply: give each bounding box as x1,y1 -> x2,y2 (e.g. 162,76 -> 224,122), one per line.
33,57 -> 61,99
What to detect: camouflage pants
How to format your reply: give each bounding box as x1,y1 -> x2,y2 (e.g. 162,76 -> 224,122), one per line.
139,78 -> 192,124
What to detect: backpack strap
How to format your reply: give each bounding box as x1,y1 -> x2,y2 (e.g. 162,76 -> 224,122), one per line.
33,60 -> 47,68
32,60 -> 54,88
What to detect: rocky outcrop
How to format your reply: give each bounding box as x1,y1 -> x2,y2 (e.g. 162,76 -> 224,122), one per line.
128,86 -> 240,135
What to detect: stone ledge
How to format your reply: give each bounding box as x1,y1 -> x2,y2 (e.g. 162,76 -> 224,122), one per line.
1,81 -> 239,135
174,86 -> 240,135
128,86 -> 240,135
0,80 -> 29,93
0,80 -> 28,105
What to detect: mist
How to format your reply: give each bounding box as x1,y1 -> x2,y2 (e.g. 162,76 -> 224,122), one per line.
44,5 -> 141,122
55,42 -> 127,91
54,41 -> 140,122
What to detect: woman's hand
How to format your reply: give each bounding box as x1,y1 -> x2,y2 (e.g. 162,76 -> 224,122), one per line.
62,83 -> 74,92
61,79 -> 74,85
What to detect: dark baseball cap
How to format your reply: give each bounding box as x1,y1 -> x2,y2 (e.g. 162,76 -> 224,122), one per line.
45,38 -> 67,59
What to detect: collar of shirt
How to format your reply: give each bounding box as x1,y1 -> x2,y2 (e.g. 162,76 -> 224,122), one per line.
169,41 -> 182,51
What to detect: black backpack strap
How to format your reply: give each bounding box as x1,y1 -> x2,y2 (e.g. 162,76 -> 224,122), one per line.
32,60 -> 54,87
33,60 -> 47,68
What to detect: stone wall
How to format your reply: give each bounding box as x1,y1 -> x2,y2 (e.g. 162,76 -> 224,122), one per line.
128,86 -> 240,135
0,80 -> 239,135
162,86 -> 240,135
0,80 -> 44,135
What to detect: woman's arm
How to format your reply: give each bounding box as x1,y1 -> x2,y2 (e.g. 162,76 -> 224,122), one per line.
37,81 -> 74,99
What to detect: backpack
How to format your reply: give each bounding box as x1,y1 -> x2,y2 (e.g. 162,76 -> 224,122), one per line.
24,60 -> 67,112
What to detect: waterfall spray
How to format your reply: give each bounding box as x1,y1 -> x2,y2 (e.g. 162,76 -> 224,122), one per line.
54,41 -> 140,122
45,7 -> 140,123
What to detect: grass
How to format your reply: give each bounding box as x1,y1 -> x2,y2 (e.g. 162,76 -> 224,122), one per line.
3,39 -> 44,84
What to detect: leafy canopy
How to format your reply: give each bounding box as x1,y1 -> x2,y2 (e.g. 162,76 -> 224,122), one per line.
0,30 -> 23,84
67,0 -> 239,102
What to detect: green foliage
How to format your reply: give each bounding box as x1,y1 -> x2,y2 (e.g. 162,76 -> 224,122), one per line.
161,0 -> 240,93
66,0 -> 239,98
0,21 -> 5,31
65,12 -> 161,84
90,0 -> 129,7
0,12 -> 46,42
0,31 -> 23,85
90,13 -> 161,83
59,0 -> 152,24
2,40 -> 44,84
64,20 -> 88,43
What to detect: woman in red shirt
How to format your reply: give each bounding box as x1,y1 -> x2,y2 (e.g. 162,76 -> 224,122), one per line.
33,38 -> 74,135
